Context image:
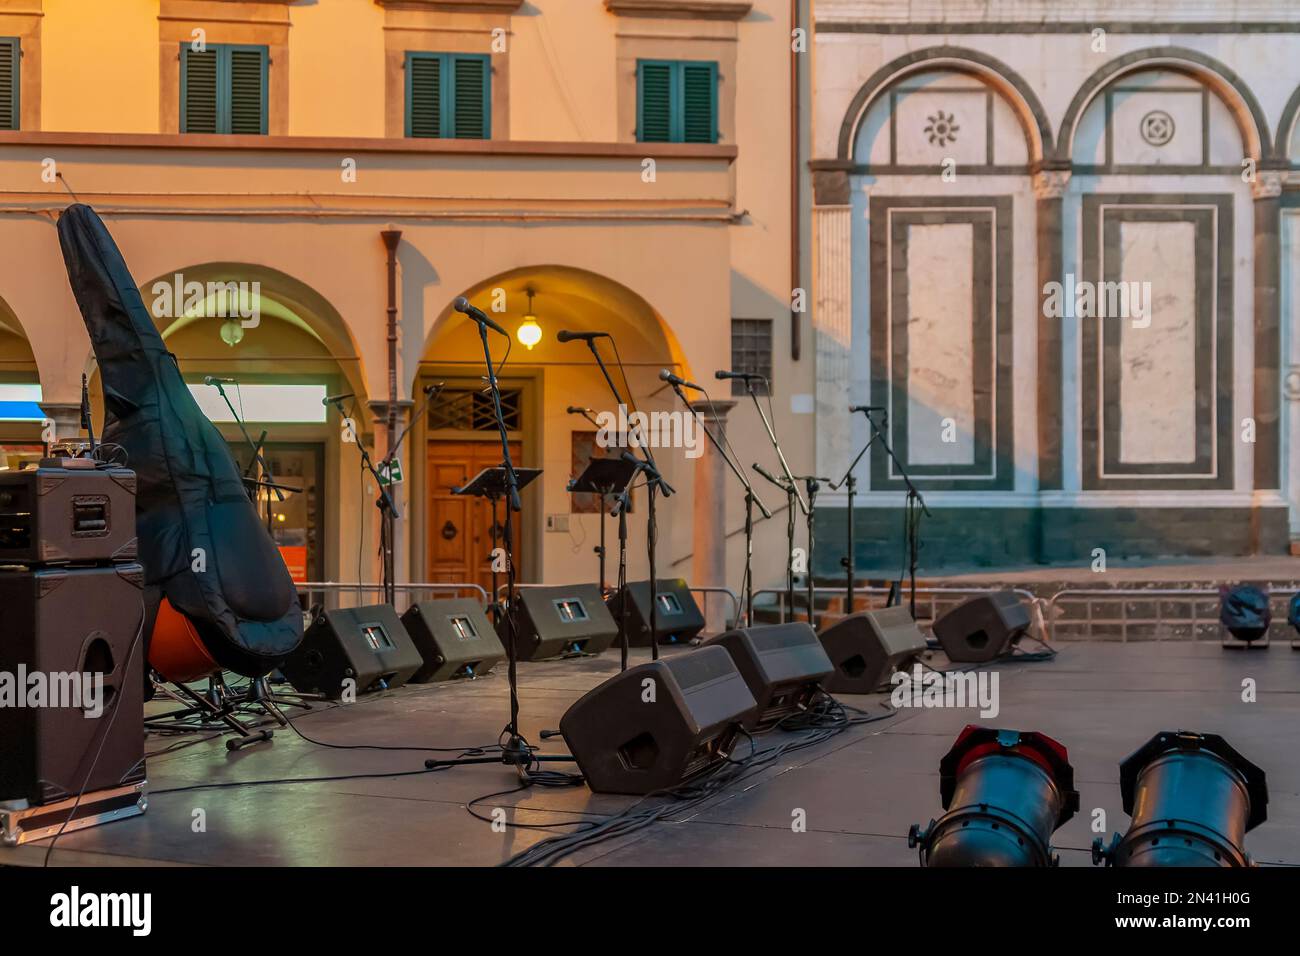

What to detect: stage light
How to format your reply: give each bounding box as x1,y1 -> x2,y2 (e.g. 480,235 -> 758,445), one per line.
1093,731 -> 1267,867
517,289 -> 542,350
908,725 -> 1079,867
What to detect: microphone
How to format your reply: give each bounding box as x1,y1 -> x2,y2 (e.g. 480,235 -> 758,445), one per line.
658,368 -> 705,391
322,392 -> 354,407
452,296 -> 508,337
850,405 -> 887,414
565,405 -> 594,415
423,381 -> 445,396
556,330 -> 610,343
714,369 -> 762,381
203,375 -> 237,386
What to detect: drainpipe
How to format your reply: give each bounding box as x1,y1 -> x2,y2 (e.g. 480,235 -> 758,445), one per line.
381,229 -> 402,457
789,0 -> 802,361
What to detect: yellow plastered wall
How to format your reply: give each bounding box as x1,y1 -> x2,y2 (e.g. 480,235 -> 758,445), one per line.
288,0 -> 385,138
40,0 -> 159,132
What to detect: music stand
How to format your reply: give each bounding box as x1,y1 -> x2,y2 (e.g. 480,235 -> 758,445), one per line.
453,466 -> 543,621
567,456 -> 640,594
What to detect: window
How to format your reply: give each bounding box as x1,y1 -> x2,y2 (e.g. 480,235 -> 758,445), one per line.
428,389 -> 520,431
730,319 -> 773,396
0,37 -> 18,131
180,44 -> 268,134
637,59 -> 717,144
405,52 -> 490,139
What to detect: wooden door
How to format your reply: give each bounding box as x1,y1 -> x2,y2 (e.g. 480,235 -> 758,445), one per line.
427,440 -> 523,595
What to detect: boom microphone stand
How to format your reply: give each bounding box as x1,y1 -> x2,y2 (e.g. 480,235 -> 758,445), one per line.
854,406 -> 930,619
753,462 -> 797,623
326,394 -> 399,606
793,474 -> 830,628
664,374 -> 771,626
558,331 -> 674,661
425,297 -> 575,777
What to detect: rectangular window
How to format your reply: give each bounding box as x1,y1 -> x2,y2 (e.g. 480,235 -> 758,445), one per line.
637,59 -> 717,144
730,319 -> 773,395
0,37 -> 19,131
180,43 -> 268,135
405,52 -> 490,139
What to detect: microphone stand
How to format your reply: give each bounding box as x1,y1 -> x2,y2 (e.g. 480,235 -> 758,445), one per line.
793,475 -> 830,629
753,463 -> 797,623
829,430 -> 879,616
666,380 -> 771,627
426,311 -> 574,777
744,376 -> 806,624
567,407 -> 609,592
573,336 -> 674,661
328,397 -> 399,606
855,408 -> 930,619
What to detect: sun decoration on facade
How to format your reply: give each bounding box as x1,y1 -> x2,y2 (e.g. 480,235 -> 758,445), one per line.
924,110 -> 959,146
1139,110 -> 1176,146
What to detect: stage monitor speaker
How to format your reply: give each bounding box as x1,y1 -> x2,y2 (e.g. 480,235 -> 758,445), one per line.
820,605 -> 927,694
932,591 -> 1030,663
701,623 -> 833,731
560,645 -> 757,795
0,564 -> 146,806
281,604 -> 422,699
0,458 -> 138,566
400,598 -> 506,682
606,578 -> 706,647
514,584 -> 618,661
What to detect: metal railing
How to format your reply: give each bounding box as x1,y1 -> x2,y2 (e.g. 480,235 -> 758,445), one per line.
752,585 -> 1048,640
1044,587 -> 1300,643
298,581 -> 488,615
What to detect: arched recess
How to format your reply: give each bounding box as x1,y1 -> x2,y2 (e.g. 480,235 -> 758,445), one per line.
1057,47 -> 1272,164
0,293 -> 39,382
836,46 -> 1054,165
412,265 -> 692,592
0,292 -> 45,473
1276,83 -> 1300,160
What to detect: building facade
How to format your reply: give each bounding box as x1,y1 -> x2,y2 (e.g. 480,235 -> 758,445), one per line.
811,0 -> 1300,572
0,0 -> 811,619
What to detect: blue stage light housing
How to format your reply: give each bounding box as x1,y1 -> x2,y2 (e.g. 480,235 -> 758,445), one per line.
908,725 -> 1079,867
1093,730 -> 1267,867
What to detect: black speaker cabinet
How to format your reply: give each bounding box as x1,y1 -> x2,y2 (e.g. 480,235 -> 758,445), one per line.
560,645 -> 757,795
820,605 -> 926,694
932,591 -> 1030,663
701,623 -> 833,731
0,458 -> 138,566
281,604 -> 423,699
400,598 -> 505,682
0,564 -> 146,806
606,578 -> 706,647
514,584 -> 618,661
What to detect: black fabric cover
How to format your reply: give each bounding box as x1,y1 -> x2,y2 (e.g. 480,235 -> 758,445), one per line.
57,204 -> 303,677
1219,584 -> 1271,639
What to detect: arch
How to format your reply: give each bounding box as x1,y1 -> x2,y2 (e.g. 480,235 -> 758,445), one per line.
1276,83 -> 1300,159
836,46 -> 1054,164
0,292 -> 38,378
1057,47 -> 1272,163
415,264 -> 694,392
86,262 -> 371,405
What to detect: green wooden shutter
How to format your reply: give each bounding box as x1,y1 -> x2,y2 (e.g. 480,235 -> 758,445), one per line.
0,38 -> 18,131
181,46 -> 219,133
451,55 -> 489,139
681,62 -> 717,144
406,53 -> 442,138
228,47 -> 267,134
638,61 -> 672,142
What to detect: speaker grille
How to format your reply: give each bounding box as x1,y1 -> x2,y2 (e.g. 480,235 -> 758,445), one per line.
748,624 -> 817,653
666,647 -> 735,690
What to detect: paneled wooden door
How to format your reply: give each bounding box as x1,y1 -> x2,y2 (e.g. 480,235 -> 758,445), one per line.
426,439 -> 523,595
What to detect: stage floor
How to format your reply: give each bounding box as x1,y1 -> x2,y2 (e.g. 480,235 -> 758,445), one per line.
8,640 -> 1300,867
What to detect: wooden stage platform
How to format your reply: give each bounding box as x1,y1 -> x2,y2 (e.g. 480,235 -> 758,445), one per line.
7,640 -> 1300,867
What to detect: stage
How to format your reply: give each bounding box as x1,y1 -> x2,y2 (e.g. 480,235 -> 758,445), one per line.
4,639 -> 1298,868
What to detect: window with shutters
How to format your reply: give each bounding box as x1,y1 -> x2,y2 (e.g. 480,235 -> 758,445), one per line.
180,43 -> 268,134
405,52 -> 491,139
730,319 -> 773,396
636,59 -> 718,144
0,37 -> 18,131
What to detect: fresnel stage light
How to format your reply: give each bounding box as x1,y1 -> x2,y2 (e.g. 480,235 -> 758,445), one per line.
909,725 -> 1079,867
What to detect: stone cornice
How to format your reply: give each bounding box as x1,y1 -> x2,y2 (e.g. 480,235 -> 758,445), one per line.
604,0 -> 752,22
374,0 -> 524,12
